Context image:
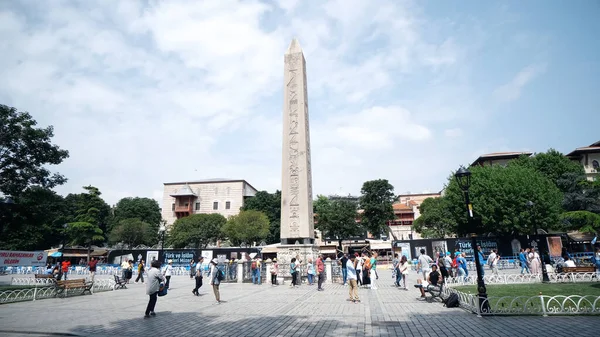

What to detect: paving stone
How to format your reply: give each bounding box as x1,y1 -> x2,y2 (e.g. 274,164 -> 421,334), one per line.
0,270 -> 596,336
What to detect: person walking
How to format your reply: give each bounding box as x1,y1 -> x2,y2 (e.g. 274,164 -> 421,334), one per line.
306,258 -> 315,285
88,257 -> 98,282
144,259 -> 165,318
399,255 -> 409,290
209,258 -> 222,304
355,253 -> 363,286
370,252 -> 378,290
271,258 -> 278,286
189,259 -> 196,279
392,253 -> 401,287
192,257 -> 204,296
519,248 -> 530,274
347,254 -> 359,303
339,253 -> 348,286
315,254 -> 325,291
135,259 -> 145,283
417,249 -> 433,280
251,258 -> 260,285
163,260 -> 173,289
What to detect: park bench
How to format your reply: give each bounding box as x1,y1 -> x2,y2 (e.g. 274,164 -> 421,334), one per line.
55,279 -> 93,298
414,281 -> 445,303
562,266 -> 596,273
34,274 -> 56,282
113,275 -> 127,290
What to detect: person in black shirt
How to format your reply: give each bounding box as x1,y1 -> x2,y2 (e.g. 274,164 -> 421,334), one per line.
339,254 -> 349,285
416,264 -> 443,297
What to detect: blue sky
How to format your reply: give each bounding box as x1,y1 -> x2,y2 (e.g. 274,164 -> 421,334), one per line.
0,0 -> 598,204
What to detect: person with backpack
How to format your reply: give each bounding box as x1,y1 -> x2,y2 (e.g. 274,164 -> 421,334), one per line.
209,258 -> 223,304
144,259 -> 165,318
362,252 -> 371,288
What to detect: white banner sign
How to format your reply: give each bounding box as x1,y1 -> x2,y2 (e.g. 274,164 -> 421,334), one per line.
0,250 -> 47,267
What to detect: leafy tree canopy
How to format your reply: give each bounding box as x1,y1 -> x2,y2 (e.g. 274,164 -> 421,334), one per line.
560,211 -> 600,234
63,186 -> 111,237
241,190 -> 281,244
0,105 -> 69,197
110,197 -> 162,233
0,186 -> 67,250
168,213 -> 226,249
109,218 -> 155,248
412,197 -> 456,238
510,149 -> 584,190
443,165 -> 563,236
314,195 -> 362,249
359,179 -> 395,238
66,221 -> 104,247
222,210 -> 270,246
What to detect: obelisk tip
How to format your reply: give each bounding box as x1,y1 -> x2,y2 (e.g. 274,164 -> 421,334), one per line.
285,38 -> 303,54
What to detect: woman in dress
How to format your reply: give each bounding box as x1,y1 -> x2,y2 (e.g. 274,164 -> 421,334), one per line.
529,248 -> 541,275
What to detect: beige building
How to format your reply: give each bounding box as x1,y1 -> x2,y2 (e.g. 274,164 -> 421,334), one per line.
567,140 -> 600,181
161,179 -> 258,227
390,192 -> 442,240
470,152 -> 532,167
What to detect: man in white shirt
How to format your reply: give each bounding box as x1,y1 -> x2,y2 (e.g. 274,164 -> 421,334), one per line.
487,249 -> 497,270
163,260 -> 173,289
417,249 -> 433,280
346,255 -> 359,303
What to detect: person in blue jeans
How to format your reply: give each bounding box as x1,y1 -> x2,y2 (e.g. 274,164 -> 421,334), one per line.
519,248 -> 530,274
251,258 -> 262,285
339,254 -> 348,285
476,245 -> 485,277
393,253 -> 402,287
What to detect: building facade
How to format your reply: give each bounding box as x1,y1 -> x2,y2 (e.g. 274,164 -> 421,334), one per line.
161,179 -> 258,227
390,192 -> 442,240
567,140 -> 600,181
470,152 -> 532,167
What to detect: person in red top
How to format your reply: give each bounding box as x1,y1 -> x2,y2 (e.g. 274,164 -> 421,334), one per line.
61,260 -> 71,280
88,257 -> 98,282
315,254 -> 325,291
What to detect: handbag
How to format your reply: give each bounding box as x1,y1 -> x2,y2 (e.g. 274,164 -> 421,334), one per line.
158,282 -> 168,297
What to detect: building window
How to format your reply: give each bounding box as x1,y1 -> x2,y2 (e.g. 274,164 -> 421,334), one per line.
225,201 -> 231,210
213,201 -> 219,210
195,202 -> 200,211
593,160 -> 599,171
171,203 -> 175,211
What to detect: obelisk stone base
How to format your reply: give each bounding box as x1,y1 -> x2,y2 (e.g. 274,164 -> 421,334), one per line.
276,244 -> 320,281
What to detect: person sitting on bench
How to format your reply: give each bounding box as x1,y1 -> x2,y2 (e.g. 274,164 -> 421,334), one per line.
416,264 -> 443,298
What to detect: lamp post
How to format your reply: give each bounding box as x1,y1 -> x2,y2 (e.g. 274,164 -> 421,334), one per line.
159,224 -> 166,263
454,166 -> 489,314
526,201 -> 550,283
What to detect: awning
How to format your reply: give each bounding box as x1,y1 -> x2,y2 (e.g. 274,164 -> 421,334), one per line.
260,244 -> 280,254
367,240 -> 392,250
49,252 -> 62,257
319,248 -> 337,254
567,231 -> 596,242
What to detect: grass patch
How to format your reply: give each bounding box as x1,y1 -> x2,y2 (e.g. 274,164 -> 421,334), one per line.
454,282 -> 600,297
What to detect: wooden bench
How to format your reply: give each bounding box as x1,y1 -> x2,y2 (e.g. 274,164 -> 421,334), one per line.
414,281 -> 445,302
55,279 -> 93,297
35,274 -> 56,281
562,266 -> 596,273
114,275 -> 127,290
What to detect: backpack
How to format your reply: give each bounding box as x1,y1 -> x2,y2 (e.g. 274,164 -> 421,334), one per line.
444,293 -> 459,308
216,268 -> 225,281
251,261 -> 257,270
451,257 -> 458,268
364,258 -> 372,270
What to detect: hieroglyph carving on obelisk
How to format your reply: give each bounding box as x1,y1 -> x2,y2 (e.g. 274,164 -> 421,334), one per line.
280,38 -> 314,245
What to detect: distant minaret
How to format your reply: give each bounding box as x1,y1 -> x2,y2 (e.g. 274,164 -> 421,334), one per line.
280,38 -> 314,245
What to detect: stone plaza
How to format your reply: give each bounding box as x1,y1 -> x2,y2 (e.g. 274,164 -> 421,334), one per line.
0,269 -> 596,337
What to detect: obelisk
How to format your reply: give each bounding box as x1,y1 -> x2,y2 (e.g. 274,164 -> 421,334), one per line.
277,38 -> 318,277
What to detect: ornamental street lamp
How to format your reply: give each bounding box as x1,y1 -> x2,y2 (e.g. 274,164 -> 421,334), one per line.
159,224 -> 166,263
454,166 -> 489,314
526,201 -> 550,283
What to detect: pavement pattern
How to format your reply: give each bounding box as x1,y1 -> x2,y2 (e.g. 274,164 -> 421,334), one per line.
0,269 -> 597,337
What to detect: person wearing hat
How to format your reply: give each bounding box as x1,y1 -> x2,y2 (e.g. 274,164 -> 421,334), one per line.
163,260 -> 174,289
209,258 -> 222,304
270,258 -> 279,286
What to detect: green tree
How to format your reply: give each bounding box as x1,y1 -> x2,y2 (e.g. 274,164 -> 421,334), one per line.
222,210 -> 270,246
359,179 -> 395,238
168,213 -> 226,248
64,186 -> 111,237
241,190 -> 281,244
314,195 -> 362,251
443,165 -> 563,236
66,221 -> 104,262
0,105 -> 69,198
109,218 -> 155,248
511,149 -> 584,190
560,211 -> 600,234
558,172 -> 600,214
110,197 -> 162,233
412,197 -> 456,238
0,186 -> 67,250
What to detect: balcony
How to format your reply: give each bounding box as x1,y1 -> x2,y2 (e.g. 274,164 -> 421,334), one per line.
174,205 -> 192,213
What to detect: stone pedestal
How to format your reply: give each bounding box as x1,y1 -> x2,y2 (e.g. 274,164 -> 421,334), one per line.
237,259 -> 244,284
277,244 -> 319,279
325,258 -> 333,284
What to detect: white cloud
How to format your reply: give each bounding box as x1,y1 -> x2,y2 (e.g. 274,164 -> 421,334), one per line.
444,128 -> 463,138
493,63 -> 548,102
0,0 -> 505,204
